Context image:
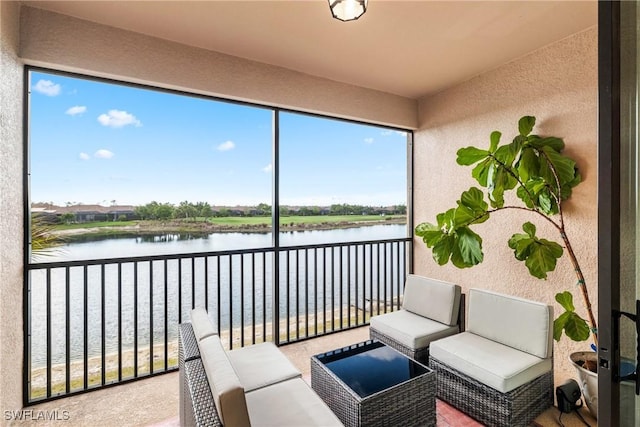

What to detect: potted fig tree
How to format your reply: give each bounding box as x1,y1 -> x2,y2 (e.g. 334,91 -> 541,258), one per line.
415,116 -> 602,415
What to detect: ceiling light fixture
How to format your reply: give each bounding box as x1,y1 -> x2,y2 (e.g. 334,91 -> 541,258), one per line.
329,0 -> 367,22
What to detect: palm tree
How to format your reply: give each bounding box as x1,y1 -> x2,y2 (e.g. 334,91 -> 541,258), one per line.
30,214 -> 64,259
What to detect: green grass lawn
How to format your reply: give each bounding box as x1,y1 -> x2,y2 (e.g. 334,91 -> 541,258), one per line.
209,214 -> 404,226
54,220 -> 139,230
53,215 -> 405,231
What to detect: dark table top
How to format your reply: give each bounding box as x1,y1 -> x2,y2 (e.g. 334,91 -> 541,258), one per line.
313,340 -> 429,398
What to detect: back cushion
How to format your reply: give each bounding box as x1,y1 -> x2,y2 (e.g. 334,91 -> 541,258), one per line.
402,275 -> 461,326
467,288 -> 553,359
190,307 -> 218,341
199,336 -> 251,427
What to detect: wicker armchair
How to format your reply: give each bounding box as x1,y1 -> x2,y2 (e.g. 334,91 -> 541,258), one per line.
429,288 -> 554,427
369,275 -> 463,364
179,308 -> 343,427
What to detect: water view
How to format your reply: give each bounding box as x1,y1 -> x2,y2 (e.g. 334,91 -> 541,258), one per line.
49,224 -> 407,262
27,69 -> 410,400
29,224 -> 408,370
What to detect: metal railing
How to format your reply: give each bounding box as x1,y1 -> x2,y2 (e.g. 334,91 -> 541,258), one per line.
25,237 -> 411,403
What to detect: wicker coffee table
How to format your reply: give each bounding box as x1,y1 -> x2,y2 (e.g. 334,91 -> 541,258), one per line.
311,340 -> 435,427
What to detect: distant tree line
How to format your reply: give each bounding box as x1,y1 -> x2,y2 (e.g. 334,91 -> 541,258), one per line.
134,201 -> 406,221
135,201 -> 214,220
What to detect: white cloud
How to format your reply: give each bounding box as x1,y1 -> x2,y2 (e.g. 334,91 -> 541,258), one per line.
79,152 -> 90,160
33,80 -> 61,96
217,140 -> 235,151
97,110 -> 142,128
94,149 -> 114,159
366,349 -> 399,362
66,106 -> 87,116
262,164 -> 272,173
364,137 -> 374,144
380,129 -> 408,137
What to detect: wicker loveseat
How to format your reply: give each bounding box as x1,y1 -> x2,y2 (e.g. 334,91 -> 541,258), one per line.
429,288 -> 554,427
179,308 -> 343,427
369,274 -> 463,364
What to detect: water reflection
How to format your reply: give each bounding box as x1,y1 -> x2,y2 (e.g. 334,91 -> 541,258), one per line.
49,224 -> 407,262
135,233 -> 210,243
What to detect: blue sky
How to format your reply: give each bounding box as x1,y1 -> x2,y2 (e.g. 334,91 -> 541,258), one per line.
29,71 -> 408,207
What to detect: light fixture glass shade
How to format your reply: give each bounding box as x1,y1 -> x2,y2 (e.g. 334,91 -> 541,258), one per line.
329,0 -> 367,22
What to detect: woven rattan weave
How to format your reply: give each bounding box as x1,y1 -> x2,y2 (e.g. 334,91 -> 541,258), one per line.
184,358 -> 223,427
429,357 -> 553,427
179,323 -> 222,427
311,341 -> 436,427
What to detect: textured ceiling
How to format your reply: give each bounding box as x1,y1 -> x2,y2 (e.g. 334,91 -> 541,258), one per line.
22,0 -> 598,99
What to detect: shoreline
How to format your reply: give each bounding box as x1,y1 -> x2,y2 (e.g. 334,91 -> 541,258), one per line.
54,217 -> 407,242
28,300 -> 400,399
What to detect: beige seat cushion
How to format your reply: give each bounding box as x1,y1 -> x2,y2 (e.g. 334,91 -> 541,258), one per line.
245,378 -> 343,426
190,307 -> 218,341
430,332 -> 552,393
401,275 -> 461,326
370,309 -> 459,350
199,335 -> 251,427
228,342 -> 301,392
467,288 -> 553,359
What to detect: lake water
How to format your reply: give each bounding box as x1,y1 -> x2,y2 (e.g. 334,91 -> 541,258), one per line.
49,224 -> 407,262
30,224 -> 408,368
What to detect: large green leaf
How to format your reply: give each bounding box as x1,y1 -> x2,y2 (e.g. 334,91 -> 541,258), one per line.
454,226 -> 484,266
553,292 -> 590,341
538,191 -> 553,213
522,222 -> 536,237
539,146 -> 577,187
524,239 -> 563,279
554,311 -> 590,342
471,158 -> 492,187
516,185 -> 534,209
415,222 -> 444,247
416,221 -> 456,266
529,136 -> 565,152
486,162 -> 517,208
489,131 -> 501,152
455,187 -> 489,225
432,234 -> 456,265
555,291 -> 576,312
508,233 -> 534,261
508,223 -> 563,279
563,313 -> 590,341
436,208 -> 456,232
508,222 -> 535,260
494,143 -> 518,166
486,163 -> 504,208
553,311 -> 572,341
518,116 -> 536,136
517,147 -> 539,182
457,147 -> 489,166
515,178 -> 560,214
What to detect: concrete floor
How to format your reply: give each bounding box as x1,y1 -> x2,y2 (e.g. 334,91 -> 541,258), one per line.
9,326 -> 598,427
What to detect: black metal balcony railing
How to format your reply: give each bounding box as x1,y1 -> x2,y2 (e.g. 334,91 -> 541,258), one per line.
25,237 -> 411,403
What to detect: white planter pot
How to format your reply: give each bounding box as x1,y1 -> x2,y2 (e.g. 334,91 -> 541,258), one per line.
570,351 -> 598,418
570,351 -> 636,425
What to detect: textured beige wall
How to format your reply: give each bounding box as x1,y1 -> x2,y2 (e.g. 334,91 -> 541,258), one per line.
0,0 -> 24,412
414,27 -> 598,383
19,7 -> 417,130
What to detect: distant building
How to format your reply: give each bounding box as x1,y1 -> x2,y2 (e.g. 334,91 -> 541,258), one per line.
31,204 -> 137,223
